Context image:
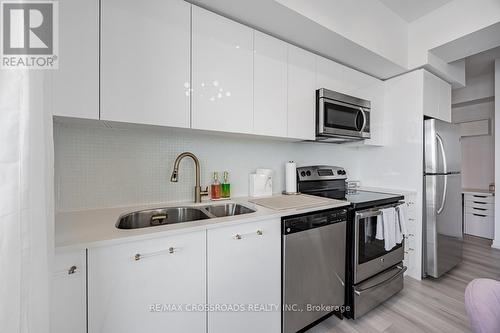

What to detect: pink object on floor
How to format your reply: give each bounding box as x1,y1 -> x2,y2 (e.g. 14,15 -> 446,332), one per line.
465,278 -> 500,333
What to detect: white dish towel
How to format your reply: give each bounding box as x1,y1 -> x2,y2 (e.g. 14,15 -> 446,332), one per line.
381,207 -> 397,251
375,215 -> 384,240
396,203 -> 409,242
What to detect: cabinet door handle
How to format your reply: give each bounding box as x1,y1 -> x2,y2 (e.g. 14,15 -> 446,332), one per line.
473,213 -> 487,217
473,207 -> 487,211
68,266 -> 77,275
473,201 -> 487,204
134,247 -> 176,261
234,230 -> 263,240
473,195 -> 487,198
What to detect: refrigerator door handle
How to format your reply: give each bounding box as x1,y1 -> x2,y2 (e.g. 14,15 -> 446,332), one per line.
436,133 -> 447,215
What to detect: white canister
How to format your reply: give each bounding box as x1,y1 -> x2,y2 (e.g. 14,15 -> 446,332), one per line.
249,173 -> 273,197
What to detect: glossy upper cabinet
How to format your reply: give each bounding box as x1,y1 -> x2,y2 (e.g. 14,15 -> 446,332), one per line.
100,0 -> 190,128
192,6 -> 254,134
423,70 -> 451,123
89,231 -> 206,333
50,250 -> 86,333
48,0 -> 98,119
315,56 -> 343,92
208,219 -> 281,333
253,31 -> 288,137
439,78 -> 452,122
287,46 -> 316,140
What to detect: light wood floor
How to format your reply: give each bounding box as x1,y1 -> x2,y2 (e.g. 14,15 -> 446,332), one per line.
309,236 -> 500,333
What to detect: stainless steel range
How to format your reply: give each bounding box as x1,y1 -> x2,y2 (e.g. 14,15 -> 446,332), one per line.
296,165 -> 407,319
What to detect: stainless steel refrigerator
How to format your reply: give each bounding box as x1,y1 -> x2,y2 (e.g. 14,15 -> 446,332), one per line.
424,118 -> 463,278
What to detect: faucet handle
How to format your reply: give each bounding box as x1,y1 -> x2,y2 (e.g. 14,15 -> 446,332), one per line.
201,186 -> 209,196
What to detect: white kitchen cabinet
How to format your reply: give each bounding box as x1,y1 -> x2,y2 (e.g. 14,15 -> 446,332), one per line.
357,81 -> 386,146
464,192 -> 495,239
207,219 -> 281,333
423,70 -> 439,120
315,56 -> 344,93
287,45 -> 316,140
424,70 -> 451,122
341,66 -> 379,97
47,0 -> 98,119
192,6 -> 254,134
100,0 -> 190,128
253,31 -> 288,137
439,78 -> 452,122
88,231 -> 206,333
50,250 -> 87,333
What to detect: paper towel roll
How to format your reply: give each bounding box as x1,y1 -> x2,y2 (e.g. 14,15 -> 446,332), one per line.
285,161 -> 297,194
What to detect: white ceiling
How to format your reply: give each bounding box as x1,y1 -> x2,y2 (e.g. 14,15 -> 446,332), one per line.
464,45 -> 500,78
379,0 -> 453,22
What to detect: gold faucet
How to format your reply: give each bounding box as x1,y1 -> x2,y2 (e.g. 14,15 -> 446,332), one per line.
170,152 -> 209,203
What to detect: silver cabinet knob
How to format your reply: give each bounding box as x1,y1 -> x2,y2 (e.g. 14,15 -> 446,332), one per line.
169,247 -> 175,254
235,234 -> 242,240
134,253 -> 141,261
68,266 -> 77,275
256,230 -> 263,236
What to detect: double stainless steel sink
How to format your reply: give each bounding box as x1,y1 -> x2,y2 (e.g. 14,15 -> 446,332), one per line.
116,203 -> 256,229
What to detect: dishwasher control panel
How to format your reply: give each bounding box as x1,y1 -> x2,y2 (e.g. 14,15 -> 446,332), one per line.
282,208 -> 347,235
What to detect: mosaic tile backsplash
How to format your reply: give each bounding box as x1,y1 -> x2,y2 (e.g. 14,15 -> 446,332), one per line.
54,122 -> 360,212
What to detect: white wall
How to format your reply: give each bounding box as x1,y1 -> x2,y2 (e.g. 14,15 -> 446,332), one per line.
274,0 -> 408,68
452,72 -> 495,105
408,0 -> 500,68
452,101 -> 495,189
493,60 -> 500,248
54,122 -> 362,212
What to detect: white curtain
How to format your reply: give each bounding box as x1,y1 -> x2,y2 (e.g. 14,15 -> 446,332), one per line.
0,69 -> 53,333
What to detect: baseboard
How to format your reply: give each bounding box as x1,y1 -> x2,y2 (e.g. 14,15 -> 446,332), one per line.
491,241 -> 500,250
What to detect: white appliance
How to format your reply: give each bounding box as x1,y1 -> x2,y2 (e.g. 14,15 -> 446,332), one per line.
424,118 -> 463,278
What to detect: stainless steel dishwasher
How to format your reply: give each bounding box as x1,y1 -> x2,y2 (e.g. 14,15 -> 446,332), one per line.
282,208 -> 347,333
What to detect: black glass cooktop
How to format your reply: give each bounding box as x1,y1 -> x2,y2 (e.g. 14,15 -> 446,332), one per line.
307,190 -> 404,209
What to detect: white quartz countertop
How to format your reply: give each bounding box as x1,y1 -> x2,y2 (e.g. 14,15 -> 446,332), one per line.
462,188 -> 495,195
55,195 -> 350,251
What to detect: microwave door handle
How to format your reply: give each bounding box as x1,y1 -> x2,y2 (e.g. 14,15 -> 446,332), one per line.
359,107 -> 367,132
436,133 -> 447,215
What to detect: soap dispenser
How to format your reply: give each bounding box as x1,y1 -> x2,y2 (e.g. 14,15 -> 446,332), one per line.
221,171 -> 231,198
211,172 -> 221,200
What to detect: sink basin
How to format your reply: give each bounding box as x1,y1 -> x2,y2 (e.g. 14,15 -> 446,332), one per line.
201,203 -> 256,217
116,207 -> 211,229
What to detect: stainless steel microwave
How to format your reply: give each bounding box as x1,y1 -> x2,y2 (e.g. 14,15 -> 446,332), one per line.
316,88 -> 371,143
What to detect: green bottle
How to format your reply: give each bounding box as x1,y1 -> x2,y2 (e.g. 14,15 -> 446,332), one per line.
221,171 -> 231,198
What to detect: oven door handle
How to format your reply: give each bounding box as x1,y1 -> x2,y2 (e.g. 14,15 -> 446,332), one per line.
353,265 -> 407,296
356,210 -> 383,219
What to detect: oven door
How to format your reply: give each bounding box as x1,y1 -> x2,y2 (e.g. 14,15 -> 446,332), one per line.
318,98 -> 370,139
354,209 -> 404,284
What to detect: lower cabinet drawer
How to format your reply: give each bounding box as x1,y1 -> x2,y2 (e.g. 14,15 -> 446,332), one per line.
465,213 -> 494,239
464,193 -> 494,204
465,205 -> 494,217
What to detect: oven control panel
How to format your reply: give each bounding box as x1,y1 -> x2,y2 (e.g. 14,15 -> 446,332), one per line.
296,165 -> 347,182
